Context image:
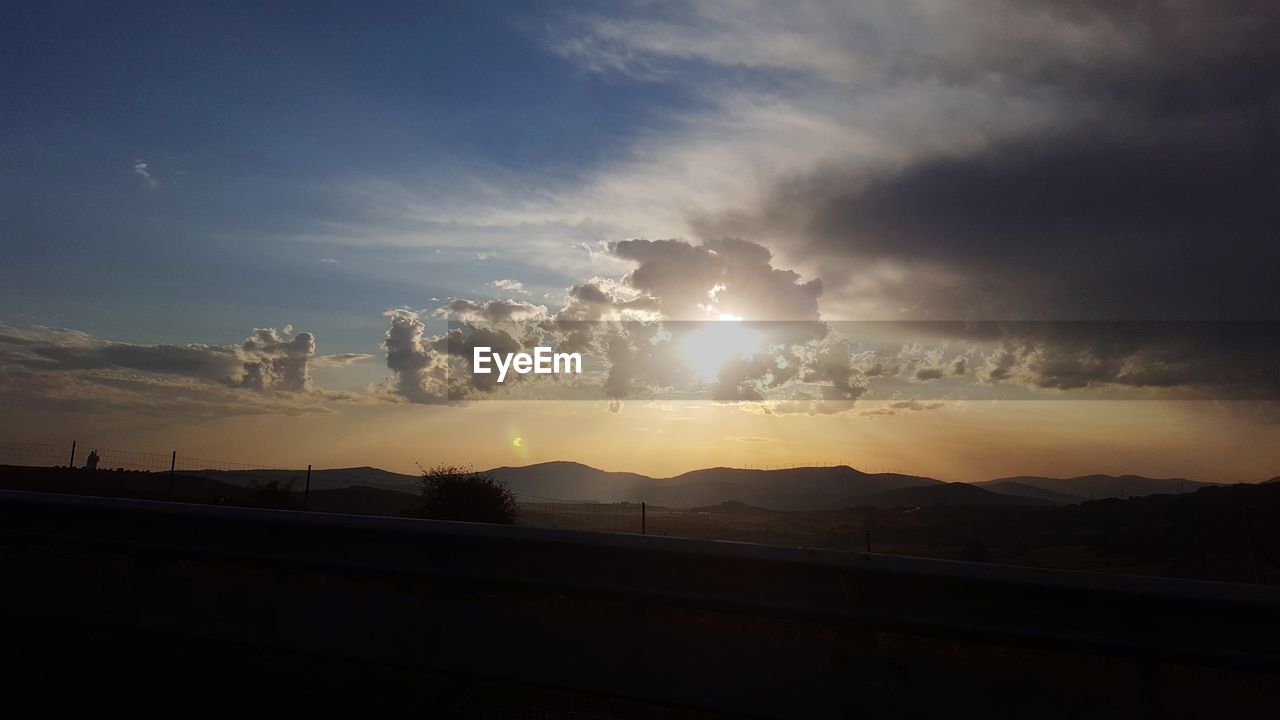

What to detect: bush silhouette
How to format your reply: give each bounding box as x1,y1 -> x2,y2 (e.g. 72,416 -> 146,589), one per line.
416,464 -> 519,524
250,477 -> 295,509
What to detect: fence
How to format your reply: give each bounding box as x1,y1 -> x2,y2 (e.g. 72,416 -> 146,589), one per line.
0,440 -> 649,535
515,494 -> 644,534
2,439 -> 1278,586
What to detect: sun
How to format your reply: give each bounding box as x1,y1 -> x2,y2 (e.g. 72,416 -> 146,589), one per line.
679,318 -> 764,381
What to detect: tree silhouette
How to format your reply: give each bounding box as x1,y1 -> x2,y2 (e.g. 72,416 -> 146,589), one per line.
416,464 -> 519,524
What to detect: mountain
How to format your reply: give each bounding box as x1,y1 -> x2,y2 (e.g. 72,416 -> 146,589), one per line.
979,480 -> 1087,505
173,462 -> 1228,512
488,462 -> 942,511
1264,476 -> 1280,484
179,466 -> 420,493
650,466 -> 941,510
851,482 -> 1058,508
488,461 -> 652,501
305,486 -> 418,516
976,474 -> 1212,500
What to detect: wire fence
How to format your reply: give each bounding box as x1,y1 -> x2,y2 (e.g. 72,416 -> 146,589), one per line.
515,494 -> 644,534
0,440 -> 649,535
2,439 -> 1279,585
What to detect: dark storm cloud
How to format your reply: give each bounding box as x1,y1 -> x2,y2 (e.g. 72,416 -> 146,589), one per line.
969,322 -> 1280,397
691,0 -> 1280,321
797,126 -> 1280,319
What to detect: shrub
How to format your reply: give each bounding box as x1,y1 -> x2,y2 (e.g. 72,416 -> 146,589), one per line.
416,464 -> 519,524
250,477 -> 295,509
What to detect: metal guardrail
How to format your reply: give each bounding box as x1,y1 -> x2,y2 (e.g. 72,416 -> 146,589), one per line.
2,489 -> 1279,717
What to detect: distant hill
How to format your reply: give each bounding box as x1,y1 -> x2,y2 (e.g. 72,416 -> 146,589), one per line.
488,461 -> 652,501
181,466 -> 420,493
489,462 -> 943,511
977,474 -> 1213,500
305,485 -> 418,516
652,466 -> 941,510
979,480 -> 1087,505
1265,476 -> 1280,484
157,461 -> 1231,512
851,482 -> 1058,509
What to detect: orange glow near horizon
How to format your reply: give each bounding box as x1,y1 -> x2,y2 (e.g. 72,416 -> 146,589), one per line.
10,399 -> 1277,486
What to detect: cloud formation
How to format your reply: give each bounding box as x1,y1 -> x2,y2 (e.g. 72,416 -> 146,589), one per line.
638,0 -> 1280,321
378,232 -> 1280,409
0,324 -> 354,418
490,279 -> 529,295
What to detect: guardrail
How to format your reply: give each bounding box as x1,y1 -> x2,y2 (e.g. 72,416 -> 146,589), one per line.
2,489 -> 1278,717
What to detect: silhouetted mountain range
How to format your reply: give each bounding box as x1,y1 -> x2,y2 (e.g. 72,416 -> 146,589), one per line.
975,474 -> 1212,500
489,463 -> 1090,510
851,482 -> 1059,508
180,461 -> 1237,512
489,462 -> 953,511
182,466 -> 420,493
978,480 -> 1089,505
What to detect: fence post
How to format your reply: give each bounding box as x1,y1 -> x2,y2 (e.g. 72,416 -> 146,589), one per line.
304,464 -> 312,510
641,501 -> 646,535
67,440 -> 76,490
168,451 -> 176,498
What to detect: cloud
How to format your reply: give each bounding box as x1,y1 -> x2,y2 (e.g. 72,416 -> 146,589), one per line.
433,298 -> 547,323
240,327 -> 315,392
381,309 -> 449,403
725,435 -> 773,444
319,257 -> 340,264
313,353 -> 374,368
490,279 -> 530,295
378,238 -> 827,403
132,158 -> 159,190
0,324 -> 357,418
296,2 -> 1277,331
970,323 -> 1280,397
647,0 -> 1280,321
611,237 -> 823,323
377,236 -> 1280,408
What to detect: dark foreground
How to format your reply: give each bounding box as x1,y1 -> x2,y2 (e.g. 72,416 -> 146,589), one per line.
2,490 -> 1279,718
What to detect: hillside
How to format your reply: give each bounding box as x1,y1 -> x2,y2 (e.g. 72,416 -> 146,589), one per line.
182,466 -> 420,493
980,480 -> 1087,505
488,461 -> 652,501
978,474 -> 1212,500
488,462 -> 944,511
851,482 -> 1058,509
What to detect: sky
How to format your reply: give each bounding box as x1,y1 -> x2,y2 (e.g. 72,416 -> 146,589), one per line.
2,1 -> 1278,482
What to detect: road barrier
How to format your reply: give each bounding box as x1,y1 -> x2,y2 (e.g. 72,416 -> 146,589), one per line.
2,489 -> 1278,717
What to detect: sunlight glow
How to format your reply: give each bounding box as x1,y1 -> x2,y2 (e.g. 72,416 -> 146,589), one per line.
680,319 -> 764,381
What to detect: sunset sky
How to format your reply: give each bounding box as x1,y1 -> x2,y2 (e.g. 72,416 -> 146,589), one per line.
3,1 -> 1277,482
